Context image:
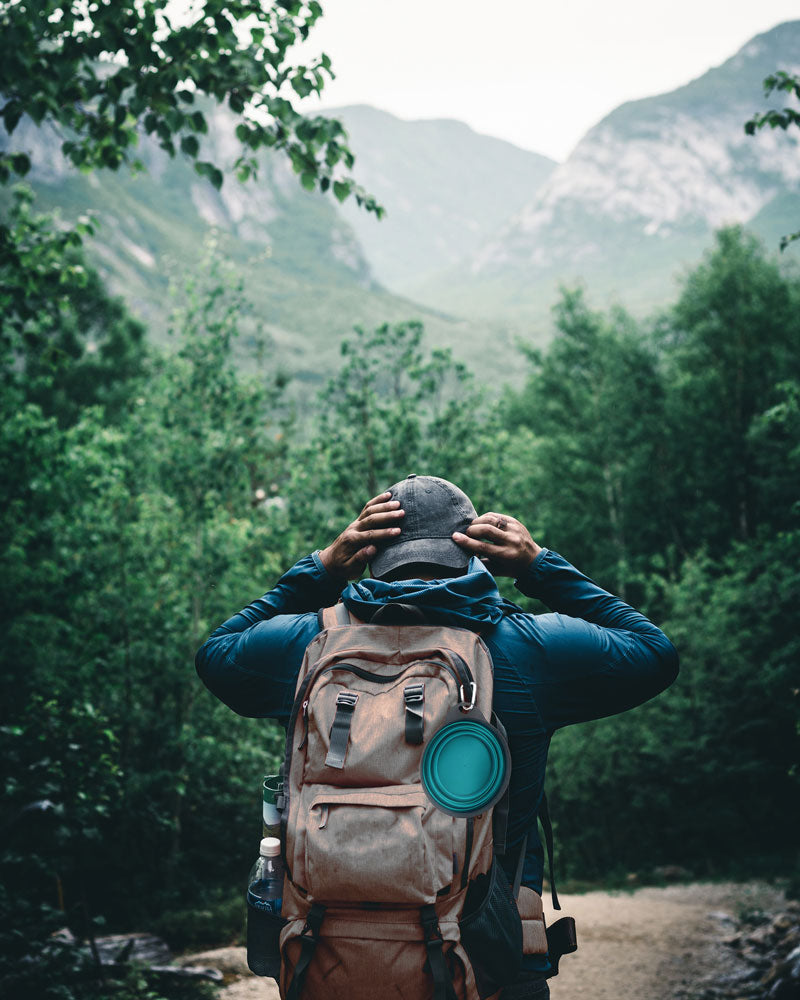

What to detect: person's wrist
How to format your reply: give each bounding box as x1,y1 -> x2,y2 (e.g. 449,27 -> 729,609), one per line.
516,543 -> 541,575
317,546 -> 343,579
510,546 -> 542,581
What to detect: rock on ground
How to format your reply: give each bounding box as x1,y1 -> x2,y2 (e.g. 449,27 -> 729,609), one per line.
175,948 -> 278,999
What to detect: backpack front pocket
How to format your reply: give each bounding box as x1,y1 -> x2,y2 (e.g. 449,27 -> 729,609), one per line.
301,785 -> 454,904
280,909 -> 471,1000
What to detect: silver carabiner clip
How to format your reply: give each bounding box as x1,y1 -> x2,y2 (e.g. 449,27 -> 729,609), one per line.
459,682 -> 477,712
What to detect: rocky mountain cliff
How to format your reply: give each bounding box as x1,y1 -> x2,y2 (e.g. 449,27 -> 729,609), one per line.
1,104 -> 380,360
414,20 -> 800,321
321,105 -> 556,292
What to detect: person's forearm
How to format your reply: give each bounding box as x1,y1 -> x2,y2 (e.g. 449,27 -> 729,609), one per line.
208,551 -> 346,638
514,548 -> 678,728
516,548 -> 664,639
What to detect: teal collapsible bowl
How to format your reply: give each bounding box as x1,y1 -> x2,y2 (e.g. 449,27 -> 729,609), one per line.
421,718 -> 510,817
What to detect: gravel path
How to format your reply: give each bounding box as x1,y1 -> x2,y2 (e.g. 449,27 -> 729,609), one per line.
195,881 -> 785,1000
549,881 -> 785,1000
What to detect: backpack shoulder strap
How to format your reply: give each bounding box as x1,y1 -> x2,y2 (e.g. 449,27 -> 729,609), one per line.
318,602 -> 360,629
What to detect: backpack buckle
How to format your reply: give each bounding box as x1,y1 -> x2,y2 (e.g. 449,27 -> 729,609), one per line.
420,904 -> 442,941
404,683 -> 424,705
325,691 -> 360,769
404,683 -> 425,745
459,682 -> 477,712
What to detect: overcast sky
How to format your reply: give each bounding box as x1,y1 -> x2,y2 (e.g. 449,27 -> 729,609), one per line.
297,1 -> 800,161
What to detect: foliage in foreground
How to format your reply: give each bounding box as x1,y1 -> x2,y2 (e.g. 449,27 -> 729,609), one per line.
745,70 -> 800,249
0,0 -> 381,215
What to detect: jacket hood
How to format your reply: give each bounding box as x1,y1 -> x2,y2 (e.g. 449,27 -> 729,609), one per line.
341,556 -> 511,628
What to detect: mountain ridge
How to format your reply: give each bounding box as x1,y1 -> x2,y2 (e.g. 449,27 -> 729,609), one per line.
3,21 -> 800,382
408,19 -> 800,321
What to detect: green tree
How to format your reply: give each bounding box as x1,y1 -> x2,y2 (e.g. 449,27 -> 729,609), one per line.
745,71 -> 800,249
0,187 -> 147,427
658,226 -> 800,557
503,287 -> 669,598
748,378 -> 800,533
0,0 -> 381,214
286,321 -> 521,558
0,243 -> 288,951
548,523 -> 800,878
79,250 -> 289,896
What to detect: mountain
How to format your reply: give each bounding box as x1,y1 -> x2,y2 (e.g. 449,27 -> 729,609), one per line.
320,105 -> 556,293
5,22 -> 800,383
1,105 -> 408,377
413,20 -> 800,322
0,103 -> 539,384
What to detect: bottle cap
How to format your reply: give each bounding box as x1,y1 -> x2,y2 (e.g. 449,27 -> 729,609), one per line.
259,837 -> 281,857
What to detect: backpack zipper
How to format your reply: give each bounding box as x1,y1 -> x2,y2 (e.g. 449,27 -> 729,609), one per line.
297,699 -> 310,750
287,654 -> 473,759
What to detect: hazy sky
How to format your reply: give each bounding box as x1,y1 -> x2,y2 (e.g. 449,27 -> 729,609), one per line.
297,1 -> 800,161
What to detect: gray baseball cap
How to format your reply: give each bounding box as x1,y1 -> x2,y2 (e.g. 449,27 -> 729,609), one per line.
370,474 -> 477,579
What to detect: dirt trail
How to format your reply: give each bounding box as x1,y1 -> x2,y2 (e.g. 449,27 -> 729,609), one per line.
548,881 -> 785,1000
204,881 -> 785,1000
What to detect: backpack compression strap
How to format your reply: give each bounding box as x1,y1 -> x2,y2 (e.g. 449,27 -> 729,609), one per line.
420,905 -> 458,1000
538,793 -> 560,911
285,903 -> 326,1000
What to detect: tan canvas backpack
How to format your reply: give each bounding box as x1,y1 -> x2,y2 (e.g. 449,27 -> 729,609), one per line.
276,601 -> 550,1000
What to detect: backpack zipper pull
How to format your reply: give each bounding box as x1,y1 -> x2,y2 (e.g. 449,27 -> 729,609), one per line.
297,699 -> 309,750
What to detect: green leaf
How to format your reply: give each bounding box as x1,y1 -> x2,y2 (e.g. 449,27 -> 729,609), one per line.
291,74 -> 314,98
2,101 -> 23,135
325,143 -> 340,167
333,180 -> 351,202
10,153 -> 31,176
300,171 -> 315,191
180,134 -> 199,157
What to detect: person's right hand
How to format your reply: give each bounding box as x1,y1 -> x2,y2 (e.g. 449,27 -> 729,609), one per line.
452,512 -> 542,578
319,492 -> 405,579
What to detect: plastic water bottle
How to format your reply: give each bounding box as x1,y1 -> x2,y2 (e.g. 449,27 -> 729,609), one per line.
246,837 -> 284,977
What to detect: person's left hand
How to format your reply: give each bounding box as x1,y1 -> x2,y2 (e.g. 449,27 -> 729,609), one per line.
319,492 -> 405,579
452,512 -> 542,578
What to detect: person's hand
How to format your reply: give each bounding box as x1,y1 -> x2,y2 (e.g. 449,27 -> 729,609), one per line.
319,492 -> 405,580
452,513 -> 542,578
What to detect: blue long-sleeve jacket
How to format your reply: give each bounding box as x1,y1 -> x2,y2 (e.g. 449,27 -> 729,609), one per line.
196,547 -> 677,969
